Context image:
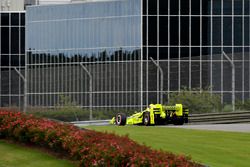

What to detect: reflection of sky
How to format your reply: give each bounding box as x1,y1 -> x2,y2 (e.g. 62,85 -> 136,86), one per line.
27,0 -> 142,52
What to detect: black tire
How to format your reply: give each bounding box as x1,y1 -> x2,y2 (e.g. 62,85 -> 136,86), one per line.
115,113 -> 126,126
143,112 -> 150,126
173,117 -> 184,125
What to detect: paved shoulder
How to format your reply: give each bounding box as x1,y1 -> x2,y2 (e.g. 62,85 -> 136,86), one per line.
167,124 -> 250,133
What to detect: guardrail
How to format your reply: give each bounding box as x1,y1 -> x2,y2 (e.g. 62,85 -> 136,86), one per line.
72,111 -> 250,126
189,111 -> 250,124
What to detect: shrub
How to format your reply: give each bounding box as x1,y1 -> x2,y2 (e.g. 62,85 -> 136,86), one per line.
0,110 -> 202,167
167,87 -> 222,114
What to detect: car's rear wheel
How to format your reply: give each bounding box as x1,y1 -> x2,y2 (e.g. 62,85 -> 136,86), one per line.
115,113 -> 126,126
143,112 -> 150,126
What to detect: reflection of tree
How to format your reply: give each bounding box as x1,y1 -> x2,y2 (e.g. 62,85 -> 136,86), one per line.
27,48 -> 141,64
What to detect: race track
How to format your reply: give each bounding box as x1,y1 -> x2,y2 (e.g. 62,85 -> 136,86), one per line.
167,124 -> 250,133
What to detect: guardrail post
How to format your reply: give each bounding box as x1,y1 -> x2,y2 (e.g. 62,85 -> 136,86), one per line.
80,63 -> 93,120
14,67 -> 27,112
222,51 -> 235,112
150,57 -> 164,104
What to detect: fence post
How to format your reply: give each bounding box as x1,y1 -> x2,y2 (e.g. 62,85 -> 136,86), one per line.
222,51 -> 235,112
80,63 -> 93,120
150,57 -> 164,104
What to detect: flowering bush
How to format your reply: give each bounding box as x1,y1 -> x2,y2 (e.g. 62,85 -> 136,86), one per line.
0,110 -> 202,167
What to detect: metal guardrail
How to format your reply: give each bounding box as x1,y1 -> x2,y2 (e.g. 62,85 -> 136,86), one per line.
189,111 -> 250,124
72,111 -> 250,126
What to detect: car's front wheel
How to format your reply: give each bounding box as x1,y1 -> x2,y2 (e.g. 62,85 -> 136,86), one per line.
143,112 -> 150,126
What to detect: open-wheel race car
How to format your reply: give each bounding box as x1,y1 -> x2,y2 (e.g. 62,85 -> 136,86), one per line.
110,104 -> 189,126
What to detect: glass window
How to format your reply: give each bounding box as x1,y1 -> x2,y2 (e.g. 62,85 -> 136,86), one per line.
11,27 -> 20,54
213,0 -> 221,15
213,17 -> 221,46
170,16 -> 179,45
223,17 -> 232,46
1,13 -> 9,26
170,0 -> 179,15
223,1 -> 232,15
181,16 -> 189,45
159,0 -> 168,15
1,27 -> 9,54
148,0 -> 157,15
159,16 -> 168,46
191,0 -> 200,15
191,17 -> 200,46
234,17 -> 243,46
181,0 -> 189,15
11,13 -> 19,26
234,0 -> 243,15
148,16 -> 157,45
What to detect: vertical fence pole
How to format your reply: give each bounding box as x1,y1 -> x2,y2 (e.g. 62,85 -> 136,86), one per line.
150,57 -> 163,104
80,63 -> 93,120
222,51 -> 235,112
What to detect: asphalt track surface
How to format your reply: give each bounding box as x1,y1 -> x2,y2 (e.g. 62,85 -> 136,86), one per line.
167,124 -> 250,133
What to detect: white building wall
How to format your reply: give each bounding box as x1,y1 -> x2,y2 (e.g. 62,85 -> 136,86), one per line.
0,0 -> 24,11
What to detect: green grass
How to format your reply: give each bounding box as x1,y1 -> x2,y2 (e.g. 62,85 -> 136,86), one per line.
0,140 -> 74,167
87,126 -> 250,167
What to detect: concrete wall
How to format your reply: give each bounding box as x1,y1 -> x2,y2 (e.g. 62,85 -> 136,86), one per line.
0,0 -> 24,11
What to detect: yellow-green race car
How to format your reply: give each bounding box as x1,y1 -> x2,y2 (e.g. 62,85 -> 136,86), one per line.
110,104 -> 188,126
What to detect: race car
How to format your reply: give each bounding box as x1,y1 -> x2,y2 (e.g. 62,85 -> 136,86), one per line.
110,104 -> 188,126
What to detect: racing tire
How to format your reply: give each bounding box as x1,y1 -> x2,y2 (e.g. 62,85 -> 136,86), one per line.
173,117 -> 184,125
115,113 -> 126,126
143,112 -> 150,126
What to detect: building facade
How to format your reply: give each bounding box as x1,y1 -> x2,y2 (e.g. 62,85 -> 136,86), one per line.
0,11 -> 25,108
26,0 -> 250,113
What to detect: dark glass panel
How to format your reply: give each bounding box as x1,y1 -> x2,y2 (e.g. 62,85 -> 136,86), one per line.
11,13 -> 19,26
148,16 -> 157,45
213,0 -> 221,15
203,0 -> 210,15
1,27 -> 9,54
244,17 -> 249,45
159,47 -> 168,59
148,0 -> 157,15
159,0 -> 168,15
191,47 -> 200,57
142,47 -> 147,60
180,16 -> 189,45
191,0 -> 200,15
234,17 -> 242,46
202,47 -> 210,58
143,0 -> 147,15
1,13 -> 9,26
202,17 -> 210,46
11,27 -> 20,54
143,16 -> 147,45
244,0 -> 250,15
170,47 -> 178,58
170,16 -> 178,45
21,13 -> 25,26
1,55 -> 9,66
224,1 -> 232,15
148,47 -> 157,60
21,27 -> 25,53
234,0 -> 243,15
170,0 -> 179,15
159,16 -> 168,46
11,55 -> 19,66
180,47 -> 189,58
213,17 -> 221,46
191,17 -> 200,46
181,0 -> 189,15
223,17 -> 232,46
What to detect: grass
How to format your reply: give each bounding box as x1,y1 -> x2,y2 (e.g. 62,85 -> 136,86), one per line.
87,125 -> 250,167
0,140 -> 74,167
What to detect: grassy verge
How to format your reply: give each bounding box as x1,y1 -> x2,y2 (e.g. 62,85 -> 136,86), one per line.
87,126 -> 250,167
0,140 -> 74,167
